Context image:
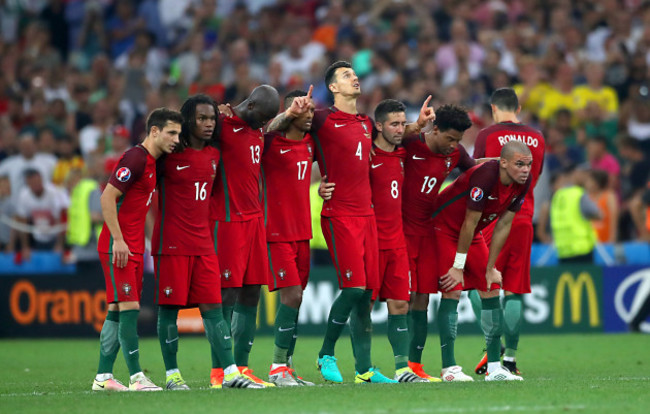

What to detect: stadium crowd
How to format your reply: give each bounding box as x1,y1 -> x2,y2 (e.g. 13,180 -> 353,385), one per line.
1,0 -> 650,259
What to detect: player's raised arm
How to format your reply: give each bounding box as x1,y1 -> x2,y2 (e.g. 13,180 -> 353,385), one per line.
100,183 -> 132,268
267,85 -> 314,132
405,95 -> 435,135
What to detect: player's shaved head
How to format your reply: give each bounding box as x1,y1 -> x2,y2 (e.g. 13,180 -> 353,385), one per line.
501,140 -> 531,159
491,88 -> 519,112
234,84 -> 280,129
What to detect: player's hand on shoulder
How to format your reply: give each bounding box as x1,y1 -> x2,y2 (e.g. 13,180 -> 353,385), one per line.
440,267 -> 464,292
319,175 -> 335,201
112,239 -> 133,269
218,103 -> 233,117
485,267 -> 503,292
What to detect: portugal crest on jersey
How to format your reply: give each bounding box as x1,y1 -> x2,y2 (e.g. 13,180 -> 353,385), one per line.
278,268 -> 286,280
345,269 -> 353,280
116,167 -> 131,182
470,187 -> 484,202
222,269 -> 231,280
122,283 -> 132,296
163,287 -> 173,297
362,122 -> 371,139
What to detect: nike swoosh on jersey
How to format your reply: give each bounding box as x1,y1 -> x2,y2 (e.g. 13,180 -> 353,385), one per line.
233,127 -> 244,132
412,155 -> 426,160
280,149 -> 291,154
176,165 -> 190,170
371,163 -> 383,169
488,196 -> 498,200
334,123 -> 346,128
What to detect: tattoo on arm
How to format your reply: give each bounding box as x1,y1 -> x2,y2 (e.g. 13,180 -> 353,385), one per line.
267,112 -> 294,132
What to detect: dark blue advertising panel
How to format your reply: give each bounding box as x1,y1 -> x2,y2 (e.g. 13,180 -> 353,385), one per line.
602,266 -> 650,333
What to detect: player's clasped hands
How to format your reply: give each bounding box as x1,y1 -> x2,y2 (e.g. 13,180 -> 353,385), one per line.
318,175 -> 335,201
112,239 -> 133,269
440,267 -> 464,292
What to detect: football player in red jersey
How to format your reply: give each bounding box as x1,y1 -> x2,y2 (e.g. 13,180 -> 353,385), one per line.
400,105 -> 474,381
93,108 -> 182,392
269,61 -> 435,384
153,95 -> 263,390
210,85 -> 280,387
431,140 -> 532,382
367,99 -> 428,383
263,89 -> 316,386
471,88 -> 546,376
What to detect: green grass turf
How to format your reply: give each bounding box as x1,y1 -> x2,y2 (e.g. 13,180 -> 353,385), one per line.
2,333 -> 649,413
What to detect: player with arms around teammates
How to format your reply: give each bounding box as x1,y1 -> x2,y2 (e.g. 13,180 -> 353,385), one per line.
210,85 -> 280,388
470,88 -> 546,376
270,60 -> 434,384
399,104 -> 474,381
263,89 -> 317,386
153,94 -> 263,390
92,108 -> 182,391
431,140 -> 532,382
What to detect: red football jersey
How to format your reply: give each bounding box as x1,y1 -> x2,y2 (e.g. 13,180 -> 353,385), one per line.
312,107 -> 374,217
262,131 -> 314,242
370,146 -> 407,249
473,122 -> 545,218
98,145 -> 156,254
401,134 -> 475,236
210,114 -> 264,222
432,161 -> 530,234
152,146 -> 220,255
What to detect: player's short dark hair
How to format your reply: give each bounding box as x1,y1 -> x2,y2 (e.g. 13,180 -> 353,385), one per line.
324,61 -> 352,88
374,99 -> 406,124
179,94 -> 219,151
284,90 -> 308,109
146,108 -> 183,135
434,104 -> 472,133
490,88 -> 519,112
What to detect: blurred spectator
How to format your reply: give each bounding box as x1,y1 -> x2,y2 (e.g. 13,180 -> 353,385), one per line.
189,50 -> 226,103
539,63 -> 577,123
619,84 -> 650,155
78,99 -> 116,159
14,169 -> 66,260
52,135 -> 84,186
586,135 -> 621,189
586,169 -> 619,243
65,164 -> 103,262
0,133 -> 57,201
550,166 -> 602,264
0,175 -> 16,251
270,19 -> 325,87
106,0 -> 146,59
581,101 -> 619,156
573,61 -> 619,122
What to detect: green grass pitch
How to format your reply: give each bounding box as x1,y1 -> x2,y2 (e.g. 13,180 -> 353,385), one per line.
2,333 -> 649,413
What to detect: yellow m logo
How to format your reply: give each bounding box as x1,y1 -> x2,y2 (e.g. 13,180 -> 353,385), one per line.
553,272 -> 600,327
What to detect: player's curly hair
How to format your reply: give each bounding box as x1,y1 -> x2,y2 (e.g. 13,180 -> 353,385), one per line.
177,94 -> 219,152
433,104 -> 472,133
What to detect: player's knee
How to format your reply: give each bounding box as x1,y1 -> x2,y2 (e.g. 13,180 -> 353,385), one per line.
222,287 -> 239,305
238,284 -> 261,306
341,287 -> 366,302
388,300 -> 409,315
442,291 -> 461,300
412,293 -> 429,310
280,286 -> 303,308
198,303 -> 220,313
